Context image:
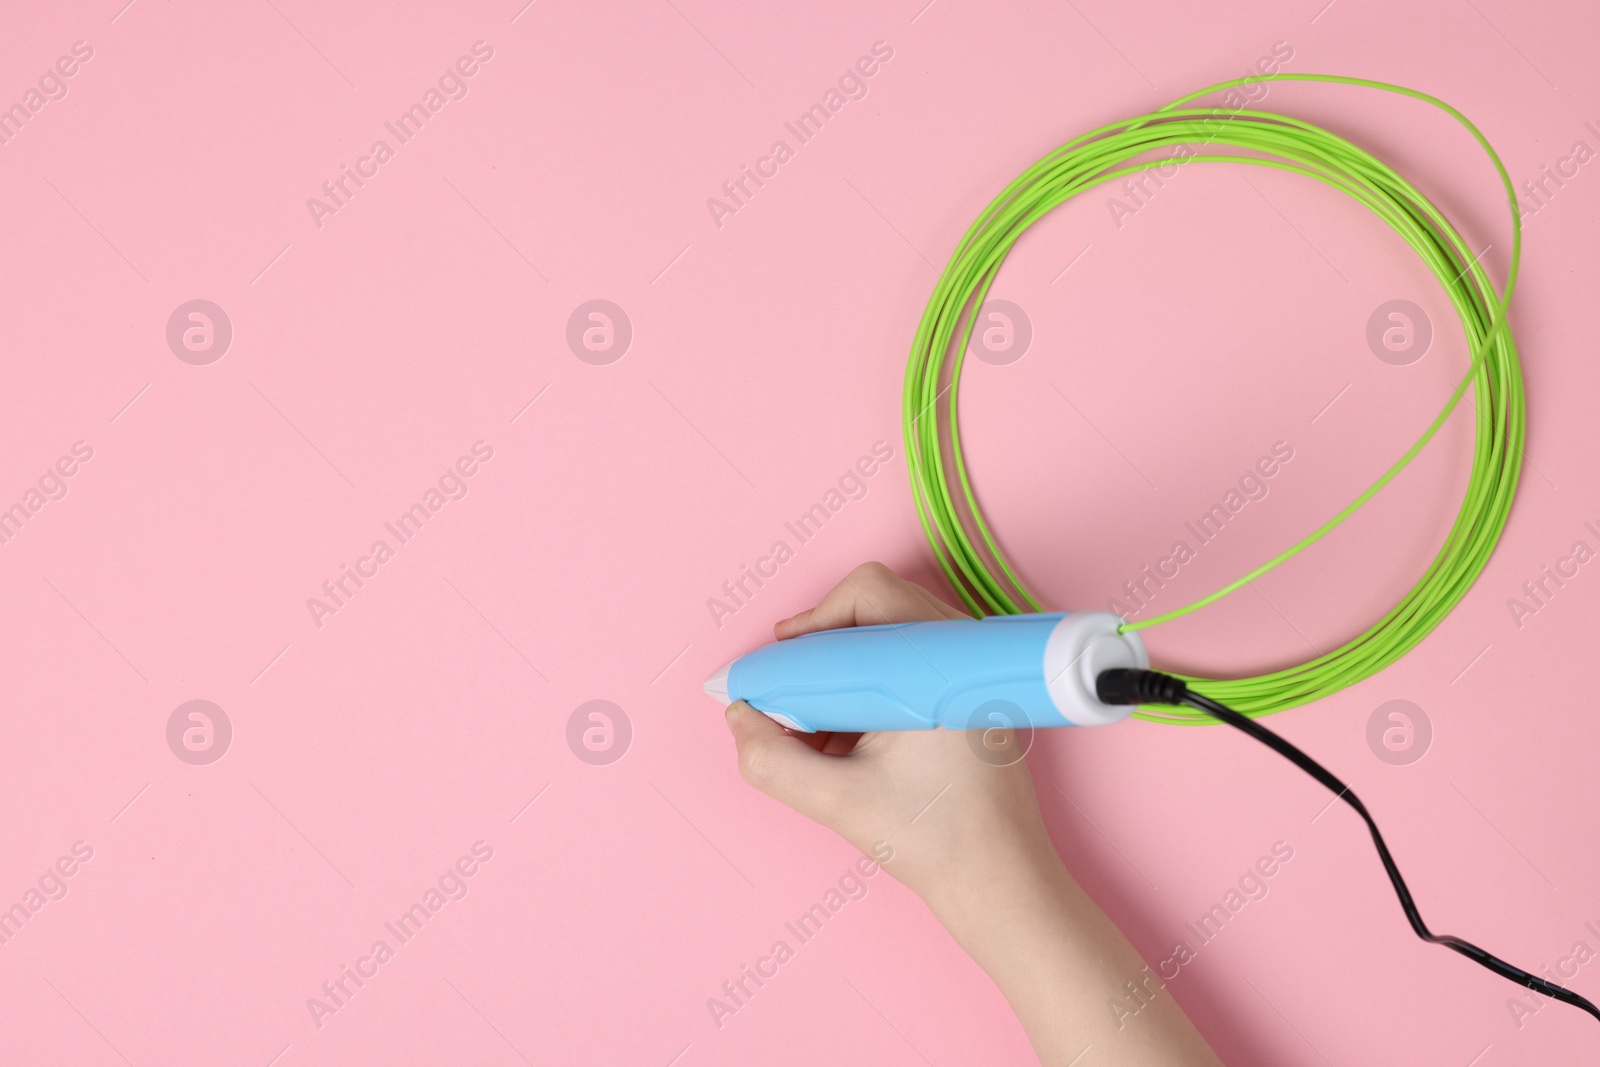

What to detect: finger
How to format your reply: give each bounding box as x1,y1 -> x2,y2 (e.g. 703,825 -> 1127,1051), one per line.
791,729 -> 864,756
775,562 -> 938,639
725,702 -> 852,817
820,731 -> 863,755
794,729 -> 832,753
909,580 -> 971,621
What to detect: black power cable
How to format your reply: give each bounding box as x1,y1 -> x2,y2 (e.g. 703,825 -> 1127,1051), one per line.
1096,667 -> 1600,1029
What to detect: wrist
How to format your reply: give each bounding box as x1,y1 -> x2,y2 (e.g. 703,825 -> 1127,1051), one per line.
918,819 -> 1074,945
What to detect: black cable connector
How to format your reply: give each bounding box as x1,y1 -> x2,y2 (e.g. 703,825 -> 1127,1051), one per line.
1096,667 -> 1600,1030
1095,667 -> 1188,707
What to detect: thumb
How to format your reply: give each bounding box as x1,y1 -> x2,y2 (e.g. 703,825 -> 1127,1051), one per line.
725,702 -> 851,820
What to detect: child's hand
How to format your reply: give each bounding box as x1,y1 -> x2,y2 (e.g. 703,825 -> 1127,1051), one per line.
722,561 -> 1056,909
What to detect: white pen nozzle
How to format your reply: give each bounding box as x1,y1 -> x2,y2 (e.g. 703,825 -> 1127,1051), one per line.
702,662 -> 733,706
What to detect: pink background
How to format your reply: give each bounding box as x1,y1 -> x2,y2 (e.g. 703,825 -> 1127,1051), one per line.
3,0 -> 1598,1063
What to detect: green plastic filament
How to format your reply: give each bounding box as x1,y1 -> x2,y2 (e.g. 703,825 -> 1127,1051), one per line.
903,74 -> 1524,725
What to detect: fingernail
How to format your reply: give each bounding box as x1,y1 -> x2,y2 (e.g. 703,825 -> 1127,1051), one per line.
724,704 -> 742,730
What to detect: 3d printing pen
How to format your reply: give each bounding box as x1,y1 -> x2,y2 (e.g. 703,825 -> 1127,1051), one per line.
700,612 -> 1147,733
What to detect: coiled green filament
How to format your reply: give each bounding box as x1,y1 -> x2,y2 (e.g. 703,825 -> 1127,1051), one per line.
903,74 -> 1524,724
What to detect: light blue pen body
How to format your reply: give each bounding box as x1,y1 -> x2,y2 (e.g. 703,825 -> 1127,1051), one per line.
702,611 -> 1147,733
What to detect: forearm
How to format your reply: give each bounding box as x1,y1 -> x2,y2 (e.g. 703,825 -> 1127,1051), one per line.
923,835 -> 1222,1066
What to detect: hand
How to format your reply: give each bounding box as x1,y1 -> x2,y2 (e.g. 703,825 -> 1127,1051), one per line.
723,562 -> 1223,1067
722,561 -> 1056,906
